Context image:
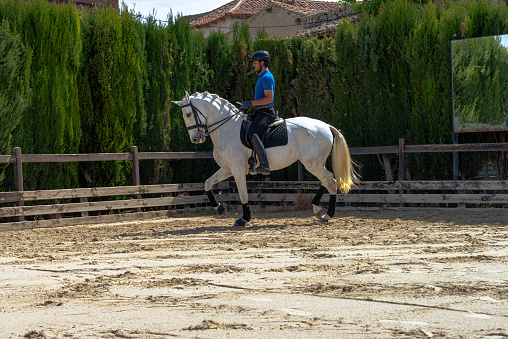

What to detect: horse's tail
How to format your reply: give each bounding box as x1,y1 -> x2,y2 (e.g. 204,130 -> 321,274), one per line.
329,125 -> 359,194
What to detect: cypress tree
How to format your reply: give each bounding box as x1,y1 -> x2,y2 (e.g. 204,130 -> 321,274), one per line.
141,14 -> 173,184
295,37 -> 336,122
79,6 -> 146,187
231,23 -> 253,102
11,0 -> 82,190
165,16 -> 218,183
0,19 -> 31,187
206,30 -> 232,97
404,3 -> 451,180
334,16 -> 388,180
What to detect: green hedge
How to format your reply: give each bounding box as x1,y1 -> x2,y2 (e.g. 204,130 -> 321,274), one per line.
0,0 -> 507,191
0,19 -> 31,186
0,0 -> 82,190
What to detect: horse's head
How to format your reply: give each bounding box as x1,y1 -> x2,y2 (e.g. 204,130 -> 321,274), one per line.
172,91 -> 207,144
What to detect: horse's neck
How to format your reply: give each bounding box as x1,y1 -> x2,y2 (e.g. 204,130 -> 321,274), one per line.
195,99 -> 241,142
196,100 -> 228,123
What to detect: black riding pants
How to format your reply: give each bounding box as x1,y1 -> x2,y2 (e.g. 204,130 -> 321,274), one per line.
247,107 -> 276,141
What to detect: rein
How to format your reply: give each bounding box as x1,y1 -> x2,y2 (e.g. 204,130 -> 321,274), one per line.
181,101 -> 240,137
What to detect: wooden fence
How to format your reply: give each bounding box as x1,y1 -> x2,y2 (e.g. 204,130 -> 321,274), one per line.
1,139 -> 507,231
233,180 -> 508,208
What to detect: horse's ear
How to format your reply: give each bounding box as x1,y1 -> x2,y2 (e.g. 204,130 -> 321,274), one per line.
172,100 -> 182,107
185,91 -> 190,103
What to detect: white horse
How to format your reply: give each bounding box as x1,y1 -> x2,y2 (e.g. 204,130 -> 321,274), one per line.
173,91 -> 358,226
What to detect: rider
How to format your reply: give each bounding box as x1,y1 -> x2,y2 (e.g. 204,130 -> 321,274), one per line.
241,50 -> 276,175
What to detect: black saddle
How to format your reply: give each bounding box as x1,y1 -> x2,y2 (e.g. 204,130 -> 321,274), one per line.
240,115 -> 288,149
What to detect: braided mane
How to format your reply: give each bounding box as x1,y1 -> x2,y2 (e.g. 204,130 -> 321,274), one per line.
191,91 -> 240,114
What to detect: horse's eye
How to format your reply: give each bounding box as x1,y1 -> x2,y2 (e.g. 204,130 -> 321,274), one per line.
185,112 -> 191,118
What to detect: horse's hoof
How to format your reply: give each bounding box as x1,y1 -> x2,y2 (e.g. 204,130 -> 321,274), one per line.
320,214 -> 331,223
216,204 -> 227,217
234,218 -> 247,227
313,204 -> 326,219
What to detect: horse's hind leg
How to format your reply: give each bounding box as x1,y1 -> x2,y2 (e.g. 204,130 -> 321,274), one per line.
321,194 -> 336,222
205,168 -> 231,217
306,166 -> 337,222
312,186 -> 328,219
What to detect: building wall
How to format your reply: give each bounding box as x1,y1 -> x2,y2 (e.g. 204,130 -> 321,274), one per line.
198,16 -> 247,39
195,5 -> 304,41
247,5 -> 303,40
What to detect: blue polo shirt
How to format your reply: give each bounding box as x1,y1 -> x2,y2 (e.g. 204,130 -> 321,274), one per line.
255,69 -> 275,107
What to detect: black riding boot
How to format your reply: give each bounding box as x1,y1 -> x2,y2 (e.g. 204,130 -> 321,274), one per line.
251,134 -> 270,175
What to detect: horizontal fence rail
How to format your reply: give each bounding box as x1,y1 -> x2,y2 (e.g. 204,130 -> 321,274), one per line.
0,182 -> 230,231
0,151 -> 214,164
1,140 -> 507,231
227,180 -> 508,208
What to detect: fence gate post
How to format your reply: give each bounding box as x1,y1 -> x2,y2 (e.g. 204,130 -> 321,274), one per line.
452,133 -> 460,181
298,161 -> 304,181
13,147 -> 24,222
131,146 -> 141,212
398,138 -> 406,207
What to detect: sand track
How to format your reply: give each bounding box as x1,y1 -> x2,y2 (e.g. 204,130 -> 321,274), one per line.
1,209 -> 507,338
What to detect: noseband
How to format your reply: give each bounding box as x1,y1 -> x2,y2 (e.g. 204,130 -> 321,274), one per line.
181,100 -> 239,137
181,101 -> 207,136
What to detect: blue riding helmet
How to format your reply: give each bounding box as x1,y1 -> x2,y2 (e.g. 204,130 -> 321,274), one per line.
249,50 -> 270,63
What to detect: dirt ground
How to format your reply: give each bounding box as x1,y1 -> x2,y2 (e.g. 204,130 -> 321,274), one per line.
0,208 -> 507,339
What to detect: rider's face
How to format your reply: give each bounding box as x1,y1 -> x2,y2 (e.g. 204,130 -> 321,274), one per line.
252,60 -> 263,73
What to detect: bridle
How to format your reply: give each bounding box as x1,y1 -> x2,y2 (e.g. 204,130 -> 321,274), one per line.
181,100 -> 240,137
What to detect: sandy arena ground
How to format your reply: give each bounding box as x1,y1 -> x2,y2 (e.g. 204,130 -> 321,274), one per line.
0,208 -> 507,338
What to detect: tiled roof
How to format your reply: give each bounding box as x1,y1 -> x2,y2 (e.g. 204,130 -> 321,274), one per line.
190,0 -> 342,27
289,0 -> 343,12
272,1 -> 321,16
190,0 -> 260,27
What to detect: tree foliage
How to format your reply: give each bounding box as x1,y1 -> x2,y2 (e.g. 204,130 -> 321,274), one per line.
79,6 -> 146,187
0,0 -> 82,190
453,36 -> 508,126
0,19 -> 31,185
0,0 -> 507,191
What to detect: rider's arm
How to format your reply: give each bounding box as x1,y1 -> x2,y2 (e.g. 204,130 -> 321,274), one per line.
251,90 -> 273,106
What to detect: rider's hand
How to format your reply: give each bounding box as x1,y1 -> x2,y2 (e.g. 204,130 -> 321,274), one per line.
241,101 -> 253,111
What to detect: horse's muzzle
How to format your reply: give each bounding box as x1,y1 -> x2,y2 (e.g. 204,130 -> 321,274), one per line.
191,134 -> 206,144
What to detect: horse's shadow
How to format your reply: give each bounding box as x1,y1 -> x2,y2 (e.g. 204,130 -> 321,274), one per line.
154,221 -> 290,236
116,216 -> 319,238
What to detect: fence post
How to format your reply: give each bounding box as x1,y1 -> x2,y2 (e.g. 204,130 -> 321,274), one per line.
80,197 -> 89,217
13,147 -> 24,222
452,133 -> 460,181
298,161 -> 304,181
131,146 -> 141,212
398,138 -> 406,207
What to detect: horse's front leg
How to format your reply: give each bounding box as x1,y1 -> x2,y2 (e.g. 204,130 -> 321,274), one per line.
231,172 -> 250,227
205,168 -> 231,217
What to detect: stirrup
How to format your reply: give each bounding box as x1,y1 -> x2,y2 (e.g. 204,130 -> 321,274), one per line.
247,155 -> 256,175
254,165 -> 270,175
